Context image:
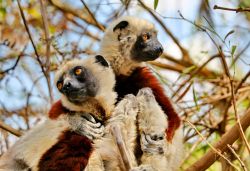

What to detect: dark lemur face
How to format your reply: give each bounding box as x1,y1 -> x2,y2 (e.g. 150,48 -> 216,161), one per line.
56,55 -> 109,104
131,30 -> 163,61
113,20 -> 164,62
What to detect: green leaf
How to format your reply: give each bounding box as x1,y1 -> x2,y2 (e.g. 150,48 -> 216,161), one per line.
224,30 -> 234,41
154,0 -> 159,10
231,45 -> 237,56
192,86 -> 200,111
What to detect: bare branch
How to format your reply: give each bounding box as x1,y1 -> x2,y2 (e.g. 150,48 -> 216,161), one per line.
0,120 -> 23,137
218,50 -> 250,153
214,5 -> 250,13
39,0 -> 53,104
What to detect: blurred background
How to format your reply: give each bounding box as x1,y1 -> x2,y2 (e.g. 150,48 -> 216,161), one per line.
0,0 -> 250,170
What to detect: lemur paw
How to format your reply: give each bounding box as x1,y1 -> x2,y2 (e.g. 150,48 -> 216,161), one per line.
137,88 -> 155,102
123,94 -> 139,114
130,165 -> 155,171
68,113 -> 104,140
141,132 -> 164,154
111,94 -> 139,119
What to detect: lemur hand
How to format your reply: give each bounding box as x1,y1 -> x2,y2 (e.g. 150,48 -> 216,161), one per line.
130,164 -> 155,171
108,94 -> 139,124
140,132 -> 164,154
68,113 -> 104,140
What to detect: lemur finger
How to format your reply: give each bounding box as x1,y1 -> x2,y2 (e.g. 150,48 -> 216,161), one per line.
79,126 -> 104,140
141,144 -> 164,154
79,116 -> 102,128
144,133 -> 164,146
130,164 -> 155,171
87,129 -> 104,139
80,123 -> 104,135
79,113 -> 96,123
141,133 -> 164,154
137,88 -> 154,98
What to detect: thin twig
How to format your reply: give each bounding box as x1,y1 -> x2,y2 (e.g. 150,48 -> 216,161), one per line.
17,0 -> 53,104
0,46 -> 26,75
227,144 -> 247,171
185,120 -> 239,171
48,0 -> 105,31
185,108 -> 250,171
214,5 -> 250,13
39,0 -> 53,104
218,50 -> 250,154
172,54 -> 219,99
80,0 -> 105,31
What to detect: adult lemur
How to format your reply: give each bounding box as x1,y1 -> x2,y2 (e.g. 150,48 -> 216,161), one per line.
0,55 -> 117,171
0,55 -> 164,171
99,16 -> 184,171
46,16 -> 184,170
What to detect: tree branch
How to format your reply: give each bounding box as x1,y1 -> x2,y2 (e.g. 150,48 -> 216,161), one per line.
185,108 -> 250,171
214,5 -> 250,13
39,0 -> 53,104
0,120 -> 23,137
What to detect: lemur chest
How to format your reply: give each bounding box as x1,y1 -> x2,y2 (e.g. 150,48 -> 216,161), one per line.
115,75 -> 141,101
115,68 -> 150,101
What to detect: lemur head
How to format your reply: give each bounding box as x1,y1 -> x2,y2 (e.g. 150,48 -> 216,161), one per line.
100,16 -> 163,75
54,55 -> 117,120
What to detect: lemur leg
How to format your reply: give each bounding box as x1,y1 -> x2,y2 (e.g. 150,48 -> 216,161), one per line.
107,94 -> 139,168
94,94 -> 139,171
136,88 -> 169,171
67,112 -> 104,140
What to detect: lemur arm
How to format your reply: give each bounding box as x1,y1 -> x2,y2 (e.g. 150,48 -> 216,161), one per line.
41,101 -> 104,170
38,131 -> 93,170
49,100 -> 104,140
132,67 -> 181,142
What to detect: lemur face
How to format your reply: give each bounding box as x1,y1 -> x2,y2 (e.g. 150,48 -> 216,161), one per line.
131,29 -> 163,61
113,20 -> 163,62
56,55 -> 109,104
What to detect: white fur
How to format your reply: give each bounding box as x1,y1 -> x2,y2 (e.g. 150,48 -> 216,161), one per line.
0,115 -> 70,171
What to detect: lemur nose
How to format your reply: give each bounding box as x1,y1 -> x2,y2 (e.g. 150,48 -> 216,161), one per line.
157,46 -> 163,54
63,82 -> 72,91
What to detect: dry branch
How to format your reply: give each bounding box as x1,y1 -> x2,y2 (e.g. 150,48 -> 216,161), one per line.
214,5 -> 250,13
0,120 -> 23,137
185,108 -> 250,171
48,0 -> 105,31
39,0 -> 53,104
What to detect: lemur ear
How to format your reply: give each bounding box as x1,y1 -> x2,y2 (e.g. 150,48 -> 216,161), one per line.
113,21 -> 129,32
95,55 -> 109,68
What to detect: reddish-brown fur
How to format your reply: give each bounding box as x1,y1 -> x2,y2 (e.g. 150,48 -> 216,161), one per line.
115,67 -> 181,142
37,101 -> 93,170
38,130 -> 93,171
48,100 -> 69,120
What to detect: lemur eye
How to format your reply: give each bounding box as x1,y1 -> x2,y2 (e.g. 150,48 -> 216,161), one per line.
75,68 -> 82,75
142,33 -> 150,41
57,82 -> 63,90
